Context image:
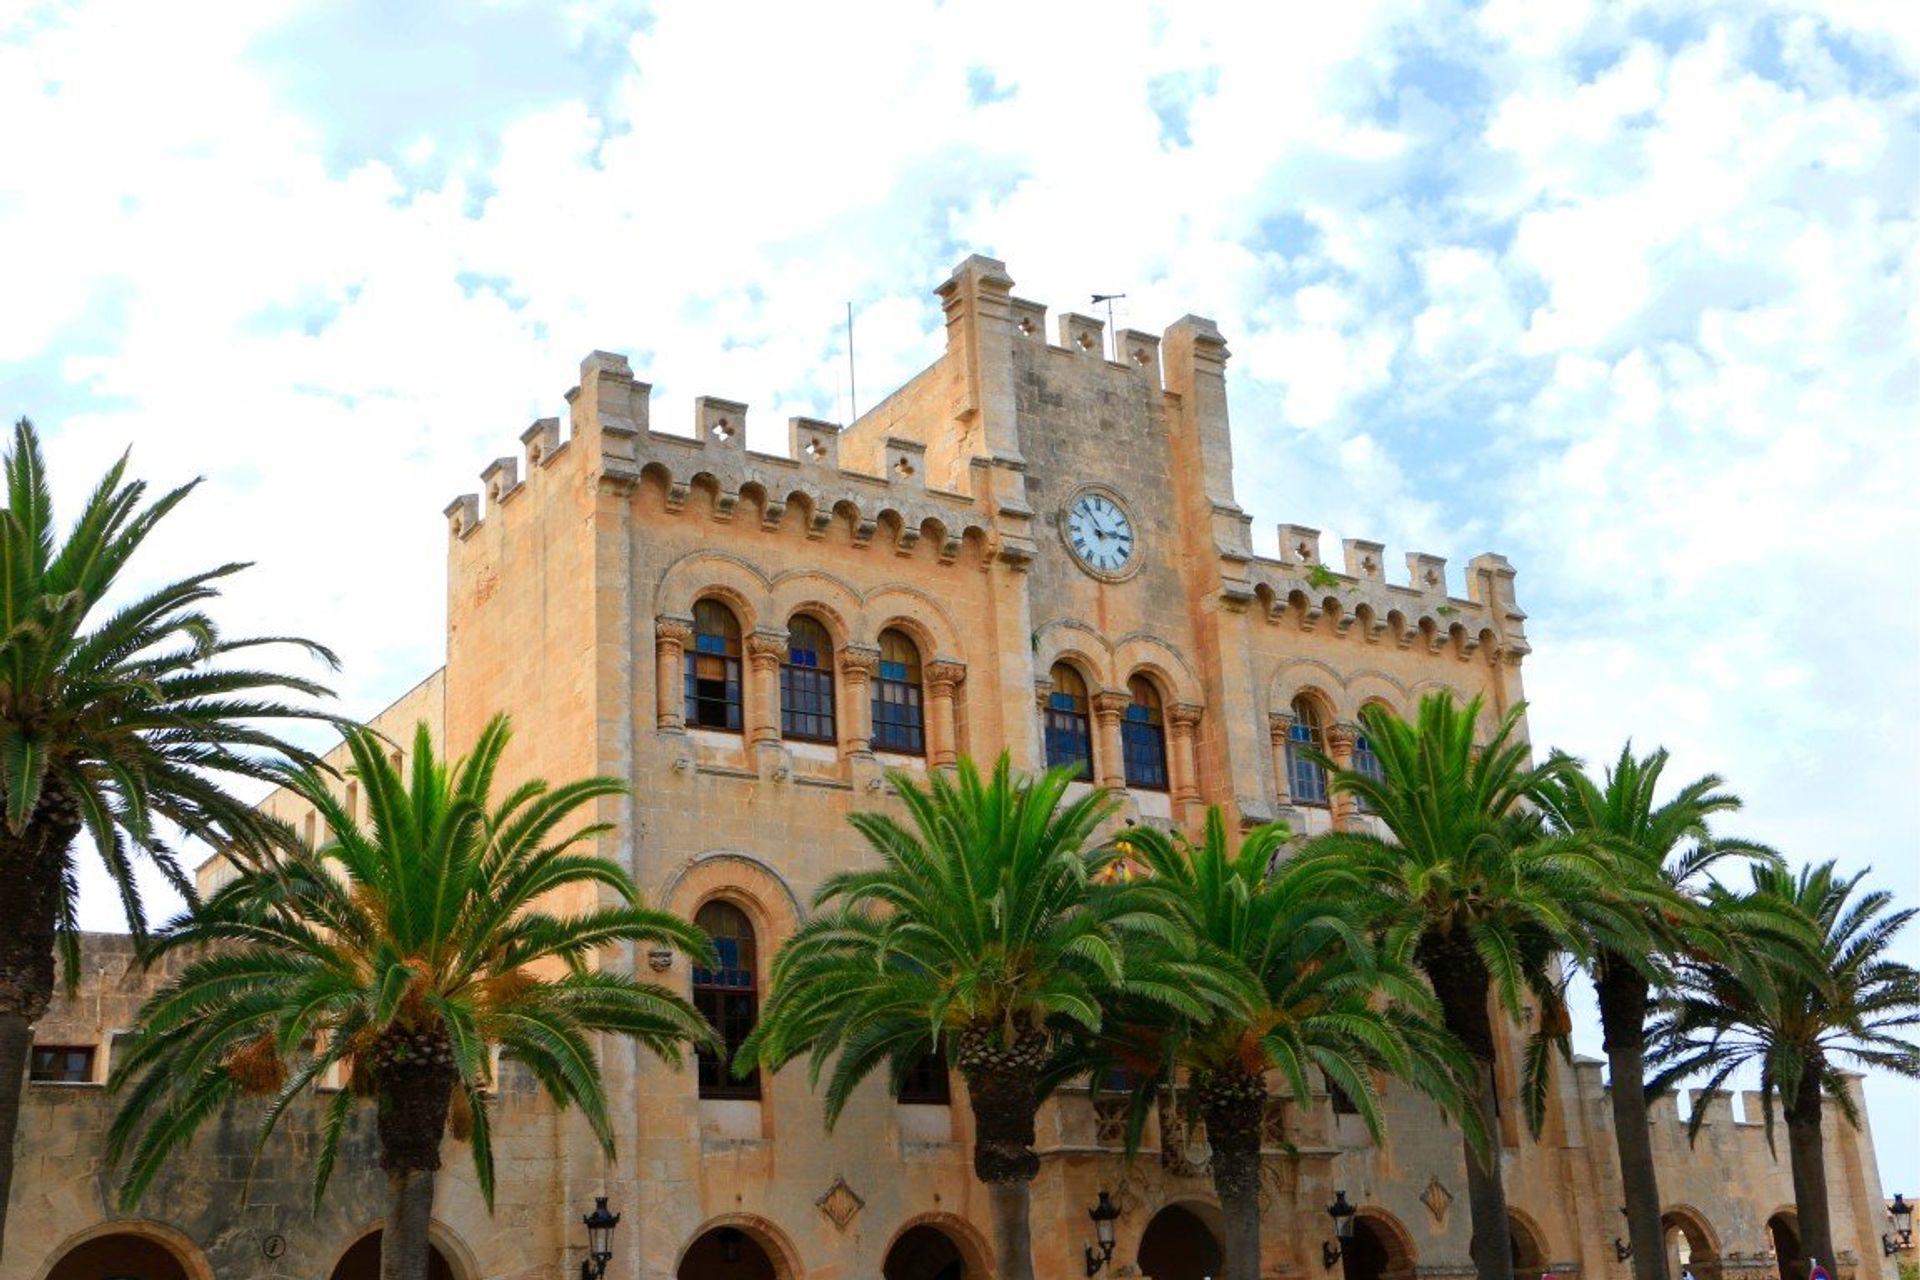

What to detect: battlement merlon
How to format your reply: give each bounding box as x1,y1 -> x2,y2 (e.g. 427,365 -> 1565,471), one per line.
1247,528 -> 1529,664
1162,315 -> 1255,575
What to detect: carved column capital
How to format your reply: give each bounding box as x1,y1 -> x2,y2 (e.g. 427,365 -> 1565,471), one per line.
1267,709 -> 1295,742
1325,721 -> 1360,755
1168,702 -> 1204,735
745,627 -> 789,670
838,643 -> 880,683
1091,690 -> 1131,725
655,613 -> 695,650
1033,678 -> 1054,712
925,659 -> 967,697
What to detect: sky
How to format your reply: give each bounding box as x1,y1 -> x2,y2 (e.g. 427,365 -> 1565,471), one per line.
3,0 -> 1916,1201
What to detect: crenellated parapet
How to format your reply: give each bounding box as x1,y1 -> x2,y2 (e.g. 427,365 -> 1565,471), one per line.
1249,523 -> 1530,667
442,349 -> 998,567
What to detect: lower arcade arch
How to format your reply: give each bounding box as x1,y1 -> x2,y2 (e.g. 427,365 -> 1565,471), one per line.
883,1215 -> 992,1280
1766,1212 -> 1802,1280
327,1228 -> 465,1280
1136,1201 -> 1226,1280
1508,1210 -> 1550,1278
678,1217 -> 803,1280
1342,1210 -> 1417,1280
1663,1206 -> 1721,1280
41,1222 -> 213,1280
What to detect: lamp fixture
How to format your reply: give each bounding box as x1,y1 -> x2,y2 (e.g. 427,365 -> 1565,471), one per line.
1323,1190 -> 1357,1269
1084,1191 -> 1121,1276
1891,1194 -> 1914,1251
579,1196 -> 620,1280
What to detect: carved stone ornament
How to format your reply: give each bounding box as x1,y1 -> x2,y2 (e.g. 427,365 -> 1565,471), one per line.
1420,1175 -> 1453,1224
816,1176 -> 866,1231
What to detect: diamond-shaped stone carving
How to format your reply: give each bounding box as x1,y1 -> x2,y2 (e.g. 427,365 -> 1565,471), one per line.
816,1176 -> 865,1231
1420,1175 -> 1453,1224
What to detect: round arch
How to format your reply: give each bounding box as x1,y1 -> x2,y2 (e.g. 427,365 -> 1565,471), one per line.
1506,1208 -> 1550,1276
324,1222 -> 475,1280
676,1214 -> 804,1280
1765,1210 -> 1801,1280
883,1213 -> 992,1280
1345,1208 -> 1417,1280
657,851 -> 804,953
1111,631 -> 1203,705
37,1220 -> 215,1280
657,551 -> 771,632
766,567 -> 864,648
1662,1205 -> 1721,1280
861,583 -> 965,665
1136,1200 -> 1225,1280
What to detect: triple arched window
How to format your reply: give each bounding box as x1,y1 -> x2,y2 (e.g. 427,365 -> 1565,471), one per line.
1287,695 -> 1329,806
779,614 -> 836,743
693,901 -> 760,1100
686,600 -> 743,731
1043,663 -> 1093,779
1351,721 -> 1385,811
871,628 -> 926,755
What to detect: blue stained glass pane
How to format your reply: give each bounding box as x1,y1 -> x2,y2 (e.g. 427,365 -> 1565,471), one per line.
695,634 -> 730,654
880,660 -> 909,680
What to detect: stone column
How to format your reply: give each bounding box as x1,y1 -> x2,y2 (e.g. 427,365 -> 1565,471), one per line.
925,660 -> 967,768
1091,690 -> 1130,791
1267,709 -> 1295,806
744,628 -> 788,747
654,614 -> 693,732
838,644 -> 880,760
1325,721 -> 1359,829
1168,702 -> 1204,813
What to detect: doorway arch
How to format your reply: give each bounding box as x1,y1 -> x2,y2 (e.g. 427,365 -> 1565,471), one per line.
1342,1210 -> 1417,1280
1137,1202 -> 1225,1280
1508,1210 -> 1549,1278
1663,1206 -> 1720,1280
328,1229 -> 463,1280
42,1222 -> 212,1280
884,1215 -> 992,1280
678,1217 -> 802,1280
1766,1212 -> 1801,1280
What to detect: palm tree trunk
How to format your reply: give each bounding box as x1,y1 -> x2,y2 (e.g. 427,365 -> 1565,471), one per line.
1420,932 -> 1516,1280
1595,956 -> 1668,1280
1783,1067 -> 1834,1268
373,1027 -> 458,1280
1199,1067 -> 1267,1280
0,782 -> 80,1263
960,1029 -> 1047,1280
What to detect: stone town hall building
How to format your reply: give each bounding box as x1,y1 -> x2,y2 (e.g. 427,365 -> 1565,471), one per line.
11,257 -> 1898,1280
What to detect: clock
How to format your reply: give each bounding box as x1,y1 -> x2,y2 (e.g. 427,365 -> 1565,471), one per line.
1063,491 -> 1138,577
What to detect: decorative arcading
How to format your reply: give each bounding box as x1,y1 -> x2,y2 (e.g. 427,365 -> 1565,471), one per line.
1247,525 -> 1530,668
445,348 -> 997,570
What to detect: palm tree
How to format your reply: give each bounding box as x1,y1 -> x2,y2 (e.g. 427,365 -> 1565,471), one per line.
1650,861 -> 1920,1268
1297,693 -> 1612,1280
742,755 -> 1221,1280
1535,746 -> 1780,1280
108,718 -> 716,1280
0,418 -> 336,1261
1086,810 -> 1473,1280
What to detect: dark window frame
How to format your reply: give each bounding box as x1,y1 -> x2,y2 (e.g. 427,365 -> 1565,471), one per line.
29,1044 -> 96,1084
1044,664 -> 1094,780
1287,698 -> 1329,806
685,600 -> 744,733
1121,676 -> 1169,791
898,1048 -> 952,1105
872,629 -> 926,756
779,616 -> 837,743
693,901 -> 762,1100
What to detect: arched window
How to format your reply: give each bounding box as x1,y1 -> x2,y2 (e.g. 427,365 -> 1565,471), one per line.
898,1047 -> 952,1105
693,901 -> 760,1099
1352,712 -> 1387,812
1287,696 -> 1329,806
1044,663 -> 1093,779
872,628 -> 925,755
1122,675 -> 1169,790
685,599 -> 743,732
780,614 -> 836,742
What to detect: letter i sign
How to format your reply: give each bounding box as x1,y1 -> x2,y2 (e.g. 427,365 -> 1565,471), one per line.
1808,1260 -> 1830,1280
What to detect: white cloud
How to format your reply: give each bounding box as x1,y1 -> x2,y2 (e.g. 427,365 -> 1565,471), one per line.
3,0 -> 1916,1191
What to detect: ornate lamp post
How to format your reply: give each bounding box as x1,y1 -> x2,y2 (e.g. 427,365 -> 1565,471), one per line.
1884,1193 -> 1913,1257
580,1196 -> 620,1280
1323,1190 -> 1357,1269
1084,1190 -> 1122,1276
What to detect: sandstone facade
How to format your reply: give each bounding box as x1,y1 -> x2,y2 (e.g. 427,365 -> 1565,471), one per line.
9,256 -> 1897,1280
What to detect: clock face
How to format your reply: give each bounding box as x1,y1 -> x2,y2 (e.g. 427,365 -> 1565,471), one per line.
1065,493 -> 1136,575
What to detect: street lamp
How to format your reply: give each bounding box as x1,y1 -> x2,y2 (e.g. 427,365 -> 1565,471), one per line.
1084,1191 -> 1121,1276
580,1196 -> 620,1280
1884,1193 -> 1913,1257
1323,1191 -> 1357,1269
